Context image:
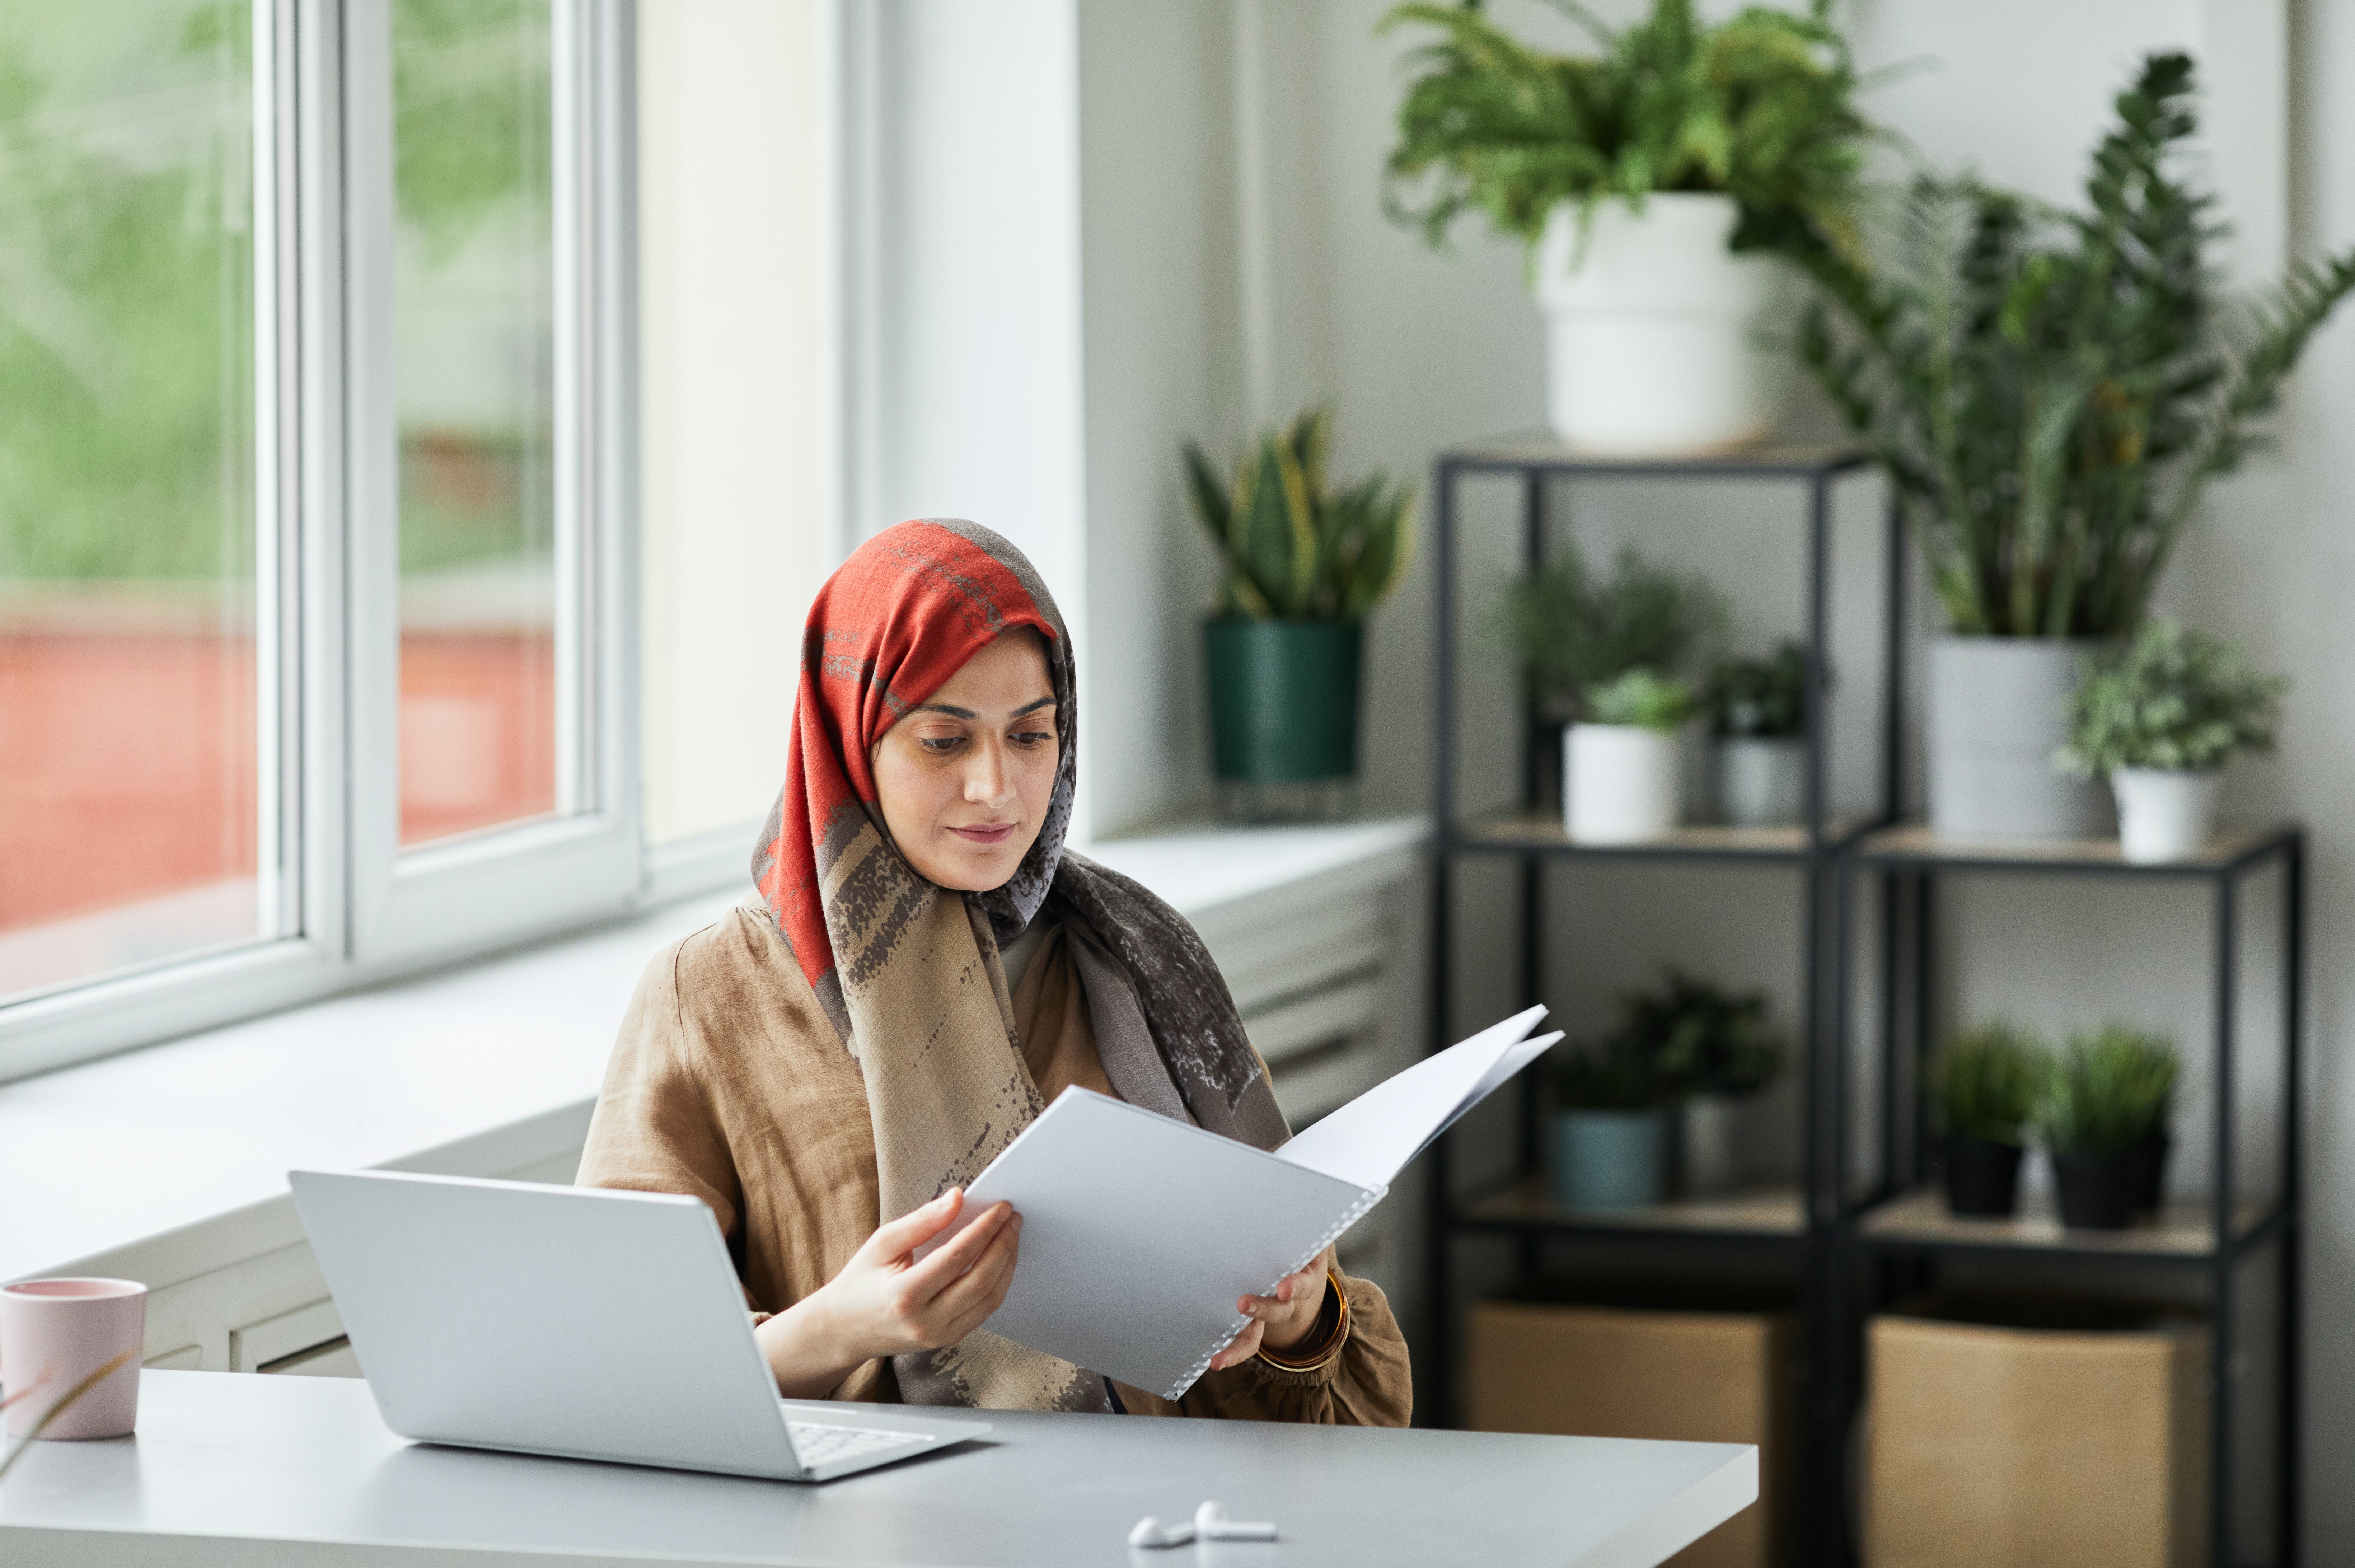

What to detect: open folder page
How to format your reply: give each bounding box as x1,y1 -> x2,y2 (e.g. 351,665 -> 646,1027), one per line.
928,1006 -> 1559,1398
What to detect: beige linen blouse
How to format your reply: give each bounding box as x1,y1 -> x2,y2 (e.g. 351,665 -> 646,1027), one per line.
577,900 -> 1413,1424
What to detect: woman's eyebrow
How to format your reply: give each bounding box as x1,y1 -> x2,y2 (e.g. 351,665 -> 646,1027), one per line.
910,696 -> 1056,720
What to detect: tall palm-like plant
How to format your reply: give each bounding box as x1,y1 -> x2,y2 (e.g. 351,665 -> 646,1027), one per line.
1796,53 -> 2355,638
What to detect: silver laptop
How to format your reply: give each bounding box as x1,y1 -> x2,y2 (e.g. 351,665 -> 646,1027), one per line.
289,1169 -> 988,1481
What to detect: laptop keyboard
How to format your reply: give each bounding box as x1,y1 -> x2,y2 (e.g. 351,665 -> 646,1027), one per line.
787,1421 -> 932,1467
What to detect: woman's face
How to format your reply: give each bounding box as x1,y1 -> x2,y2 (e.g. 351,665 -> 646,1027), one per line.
871,630 -> 1060,893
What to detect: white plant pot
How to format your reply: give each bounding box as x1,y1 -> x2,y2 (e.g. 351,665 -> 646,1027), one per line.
1531,194 -> 1789,455
1715,736 -> 1805,827
2112,767 -> 2223,863
1926,636 -> 2113,840
1564,723 -> 1680,843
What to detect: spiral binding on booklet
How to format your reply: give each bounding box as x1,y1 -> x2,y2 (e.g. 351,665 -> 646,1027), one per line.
1161,1183 -> 1388,1400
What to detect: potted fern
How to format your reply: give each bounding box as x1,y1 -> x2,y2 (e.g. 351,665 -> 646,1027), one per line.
1380,0 -> 1869,454
2056,620 -> 2286,863
2035,1025 -> 2181,1230
1500,546 -> 1723,842
1797,53 -> 2355,841
1182,408 -> 1415,823
1930,1022 -> 2046,1218
1706,641 -> 1809,826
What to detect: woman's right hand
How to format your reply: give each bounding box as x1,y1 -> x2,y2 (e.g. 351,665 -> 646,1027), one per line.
754,1189 -> 1021,1399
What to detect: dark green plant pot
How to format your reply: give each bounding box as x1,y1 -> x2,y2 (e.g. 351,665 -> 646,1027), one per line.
1204,618 -> 1363,784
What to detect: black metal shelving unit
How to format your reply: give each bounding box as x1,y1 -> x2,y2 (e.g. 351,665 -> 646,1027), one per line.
1424,434 -> 1890,1568
1422,431 -> 2307,1567
1840,823 -> 2304,1568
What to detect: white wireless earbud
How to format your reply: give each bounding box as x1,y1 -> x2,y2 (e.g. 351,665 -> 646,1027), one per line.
1194,1501 -> 1279,1541
1127,1515 -> 1195,1549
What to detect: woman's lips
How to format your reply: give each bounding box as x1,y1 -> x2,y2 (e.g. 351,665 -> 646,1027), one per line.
947,823 -> 1020,845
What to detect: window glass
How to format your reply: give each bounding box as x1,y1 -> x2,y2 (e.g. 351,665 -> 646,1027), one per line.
393,0 -> 558,847
0,2 -> 261,997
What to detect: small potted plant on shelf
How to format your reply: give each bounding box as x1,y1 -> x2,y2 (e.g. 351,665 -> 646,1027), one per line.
1620,968 -> 1785,1198
2055,620 -> 2287,864
1706,641 -> 1809,827
1929,1022 -> 2047,1218
1795,53 -> 2355,841
1379,0 -> 1871,454
1182,407 -> 1416,823
2033,1025 -> 2182,1231
1547,1017 -> 1685,1212
1499,546 -> 1724,843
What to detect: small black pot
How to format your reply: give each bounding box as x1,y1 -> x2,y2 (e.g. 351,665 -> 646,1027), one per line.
1942,1136 -> 2024,1218
2052,1151 -> 2139,1231
2126,1127 -> 2174,1213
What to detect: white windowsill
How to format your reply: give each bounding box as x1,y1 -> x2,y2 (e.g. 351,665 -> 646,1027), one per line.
2,816 -> 1426,1289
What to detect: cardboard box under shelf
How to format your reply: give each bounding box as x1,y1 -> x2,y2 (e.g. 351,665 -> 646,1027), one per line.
1865,1295 -> 2207,1568
1466,1300 -> 1795,1568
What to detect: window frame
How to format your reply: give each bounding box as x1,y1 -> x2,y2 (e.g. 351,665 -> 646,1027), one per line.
0,0 -> 672,1083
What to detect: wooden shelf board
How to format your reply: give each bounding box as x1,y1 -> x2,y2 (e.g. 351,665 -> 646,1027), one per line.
1856,1188 -> 2273,1257
1855,820 -> 2292,872
1460,1178 -> 1804,1237
1455,810 -> 1871,860
1441,432 -> 1865,476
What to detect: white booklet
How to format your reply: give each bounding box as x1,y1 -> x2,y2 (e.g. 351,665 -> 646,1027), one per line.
923,1006 -> 1560,1399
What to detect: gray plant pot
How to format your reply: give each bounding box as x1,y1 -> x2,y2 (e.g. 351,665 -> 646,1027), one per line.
1715,736 -> 1804,827
1680,1094 -> 1745,1198
1926,636 -> 2113,840
1550,1110 -> 1667,1211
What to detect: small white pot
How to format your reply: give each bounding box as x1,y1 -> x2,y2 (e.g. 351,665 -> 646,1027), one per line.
2112,767 -> 2223,863
1531,194 -> 1789,455
1565,724 -> 1680,843
1715,736 -> 1804,827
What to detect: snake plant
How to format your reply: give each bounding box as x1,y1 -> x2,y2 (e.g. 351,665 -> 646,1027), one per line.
1182,408 -> 1416,623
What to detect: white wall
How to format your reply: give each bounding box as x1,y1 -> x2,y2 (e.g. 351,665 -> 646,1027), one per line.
856,0 -> 1095,827
1073,4 -> 1242,836
637,0 -> 825,847
1198,0 -> 2345,1551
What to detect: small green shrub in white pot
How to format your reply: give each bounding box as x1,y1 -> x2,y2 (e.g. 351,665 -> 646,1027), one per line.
1501,547 -> 1723,843
2056,620 -> 2285,863
1570,670 -> 1695,841
1380,0 -> 1871,454
1706,641 -> 1809,826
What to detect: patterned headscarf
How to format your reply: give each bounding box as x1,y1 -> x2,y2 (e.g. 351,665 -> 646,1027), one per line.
752,519 -> 1287,1413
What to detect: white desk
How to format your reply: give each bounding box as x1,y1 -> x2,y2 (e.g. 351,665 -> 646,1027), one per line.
0,1372 -> 1754,1568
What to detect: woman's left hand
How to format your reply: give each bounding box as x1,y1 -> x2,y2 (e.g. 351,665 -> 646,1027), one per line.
1209,1248 -> 1332,1371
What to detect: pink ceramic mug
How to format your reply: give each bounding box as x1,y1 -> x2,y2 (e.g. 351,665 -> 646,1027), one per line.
1,1278 -> 146,1440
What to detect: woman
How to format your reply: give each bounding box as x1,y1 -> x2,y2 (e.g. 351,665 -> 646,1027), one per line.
580,518 -> 1410,1423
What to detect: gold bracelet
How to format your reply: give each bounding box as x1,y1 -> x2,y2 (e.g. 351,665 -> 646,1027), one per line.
1255,1269 -> 1352,1374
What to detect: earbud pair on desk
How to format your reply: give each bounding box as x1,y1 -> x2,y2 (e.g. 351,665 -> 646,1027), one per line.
1128,1500 -> 1278,1548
